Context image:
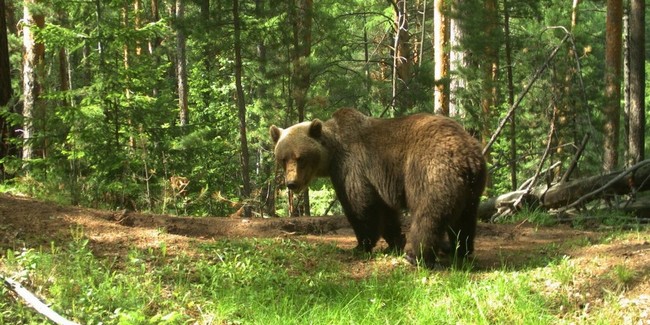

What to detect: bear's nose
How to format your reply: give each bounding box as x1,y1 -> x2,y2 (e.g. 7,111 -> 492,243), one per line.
286,182 -> 298,191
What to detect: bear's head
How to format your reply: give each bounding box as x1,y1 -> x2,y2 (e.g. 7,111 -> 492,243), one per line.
269,120 -> 329,193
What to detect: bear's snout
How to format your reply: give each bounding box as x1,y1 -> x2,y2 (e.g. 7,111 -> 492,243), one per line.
284,161 -> 306,192
285,178 -> 306,193
286,181 -> 299,191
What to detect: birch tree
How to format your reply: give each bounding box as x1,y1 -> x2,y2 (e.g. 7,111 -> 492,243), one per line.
175,0 -> 189,126
21,0 -> 45,163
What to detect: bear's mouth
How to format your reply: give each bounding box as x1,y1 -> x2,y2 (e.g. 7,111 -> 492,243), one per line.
287,185 -> 306,193
285,180 -> 306,193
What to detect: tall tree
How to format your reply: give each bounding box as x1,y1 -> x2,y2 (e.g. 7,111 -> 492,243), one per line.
0,0 -> 10,107
448,0 -> 467,117
233,0 -> 252,218
0,0 -> 13,177
603,0 -> 623,172
290,0 -> 313,122
175,0 -> 189,126
433,0 -> 450,115
554,0 -> 582,178
389,0 -> 412,114
503,0 -> 516,189
479,0 -> 499,192
625,0 -> 645,166
21,0 -> 45,162
288,0 -> 313,216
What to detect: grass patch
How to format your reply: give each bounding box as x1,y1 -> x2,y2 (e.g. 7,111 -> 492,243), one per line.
1,227 -> 648,324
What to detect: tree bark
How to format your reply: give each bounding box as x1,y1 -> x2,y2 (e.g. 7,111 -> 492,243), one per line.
0,0 -> 13,178
0,0 -> 10,106
21,0 -> 45,163
626,0 -> 645,166
448,0 -> 466,118
433,0 -> 449,116
389,0 -> 412,114
175,0 -> 189,126
603,0 -> 623,172
290,0 -> 313,122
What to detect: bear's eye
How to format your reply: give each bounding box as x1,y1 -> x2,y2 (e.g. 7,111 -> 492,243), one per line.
296,156 -> 305,166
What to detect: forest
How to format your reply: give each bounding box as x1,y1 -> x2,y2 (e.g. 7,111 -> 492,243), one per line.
0,0 -> 648,218
2,1 -> 650,323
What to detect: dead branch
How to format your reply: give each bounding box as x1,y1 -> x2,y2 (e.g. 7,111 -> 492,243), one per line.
2,275 -> 79,325
522,107 -> 557,192
556,160 -> 650,213
560,133 -> 590,183
479,159 -> 650,221
491,109 -> 558,221
518,161 -> 561,191
483,33 -> 570,156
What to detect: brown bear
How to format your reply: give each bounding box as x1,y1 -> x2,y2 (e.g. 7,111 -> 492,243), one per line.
269,108 -> 486,267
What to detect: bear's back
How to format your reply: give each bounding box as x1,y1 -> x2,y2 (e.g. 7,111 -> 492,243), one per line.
327,109 -> 482,164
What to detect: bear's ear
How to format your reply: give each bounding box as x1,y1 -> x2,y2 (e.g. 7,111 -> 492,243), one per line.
269,125 -> 283,144
309,119 -> 323,139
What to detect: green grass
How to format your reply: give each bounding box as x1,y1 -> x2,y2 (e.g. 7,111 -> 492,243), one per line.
0,227 -> 647,324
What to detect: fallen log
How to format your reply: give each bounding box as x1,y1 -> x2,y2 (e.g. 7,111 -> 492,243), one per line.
2,275 -> 79,325
479,159 -> 650,221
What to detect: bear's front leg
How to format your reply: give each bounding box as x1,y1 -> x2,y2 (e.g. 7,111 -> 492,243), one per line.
345,214 -> 380,253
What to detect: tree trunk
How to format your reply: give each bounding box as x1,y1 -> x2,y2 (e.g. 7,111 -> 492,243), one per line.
290,0 -> 313,122
21,0 -> 45,163
603,0 -> 623,172
448,0 -> 466,118
0,0 -> 10,106
134,0 -> 142,56
199,0 -> 212,109
553,0 -> 582,179
389,0 -> 412,114
289,0 -> 313,216
0,0 -> 13,178
149,0 -> 161,53
149,0 -> 160,97
233,0 -> 252,218
503,0 -> 516,190
433,0 -> 449,116
175,0 -> 189,126
255,0 -> 277,217
480,0 -> 499,190
626,0 -> 645,166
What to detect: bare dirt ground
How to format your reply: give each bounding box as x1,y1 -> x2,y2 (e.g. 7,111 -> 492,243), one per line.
1,193 -> 649,320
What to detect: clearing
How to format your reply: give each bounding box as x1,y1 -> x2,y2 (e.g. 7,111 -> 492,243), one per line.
1,193 -> 649,322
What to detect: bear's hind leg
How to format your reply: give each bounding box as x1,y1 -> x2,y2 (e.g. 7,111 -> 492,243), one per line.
447,202 -> 479,258
379,207 -> 405,253
404,212 -> 447,268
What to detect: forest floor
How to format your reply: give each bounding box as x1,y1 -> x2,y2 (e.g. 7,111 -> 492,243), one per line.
1,192 -> 649,319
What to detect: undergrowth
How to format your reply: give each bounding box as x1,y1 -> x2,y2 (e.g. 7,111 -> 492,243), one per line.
1,224 -> 648,324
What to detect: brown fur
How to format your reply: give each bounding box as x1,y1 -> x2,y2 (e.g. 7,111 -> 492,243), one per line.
270,108 -> 487,268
